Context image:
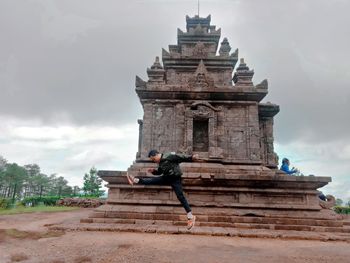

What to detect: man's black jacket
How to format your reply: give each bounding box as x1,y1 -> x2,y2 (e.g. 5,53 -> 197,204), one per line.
151,152 -> 193,178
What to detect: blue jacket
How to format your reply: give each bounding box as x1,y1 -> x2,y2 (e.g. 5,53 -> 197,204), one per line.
280,163 -> 297,175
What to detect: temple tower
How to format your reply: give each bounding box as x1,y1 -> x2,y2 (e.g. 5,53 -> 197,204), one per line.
135,15 -> 279,168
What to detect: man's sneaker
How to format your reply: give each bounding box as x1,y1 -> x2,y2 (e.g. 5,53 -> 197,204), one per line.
126,173 -> 136,185
187,215 -> 196,230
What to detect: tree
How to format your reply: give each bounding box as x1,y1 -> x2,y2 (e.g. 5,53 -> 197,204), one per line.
73,185 -> 80,196
2,163 -> 27,201
0,155 -> 7,170
45,174 -> 72,197
336,198 -> 343,206
23,164 -> 41,197
0,156 -> 75,201
55,176 -> 72,197
0,156 -> 8,196
34,174 -> 50,198
83,167 -> 104,197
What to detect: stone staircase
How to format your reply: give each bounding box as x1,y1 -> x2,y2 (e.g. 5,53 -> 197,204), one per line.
81,204 -> 348,234
66,164 -> 349,241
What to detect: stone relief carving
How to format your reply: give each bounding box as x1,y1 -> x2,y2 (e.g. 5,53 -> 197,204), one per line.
188,60 -> 214,90
191,101 -> 221,112
219,37 -> 231,56
192,42 -> 208,58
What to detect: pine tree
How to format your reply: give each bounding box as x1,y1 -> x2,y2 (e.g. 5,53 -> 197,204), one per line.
82,167 -> 104,197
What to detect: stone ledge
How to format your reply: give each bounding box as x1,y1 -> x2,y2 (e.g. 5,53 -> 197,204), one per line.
101,173 -> 331,189
48,223 -> 350,242
104,199 -> 322,210
86,212 -> 344,228
94,204 -> 339,220
108,184 -> 319,194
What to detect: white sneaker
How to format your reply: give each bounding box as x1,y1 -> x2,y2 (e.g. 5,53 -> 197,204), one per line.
187,215 -> 196,230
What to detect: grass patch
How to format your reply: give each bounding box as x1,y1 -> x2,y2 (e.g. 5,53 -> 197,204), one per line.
74,256 -> 92,263
0,205 -> 78,215
10,253 -> 29,262
0,228 -> 65,240
5,229 -> 29,239
334,206 -> 350,214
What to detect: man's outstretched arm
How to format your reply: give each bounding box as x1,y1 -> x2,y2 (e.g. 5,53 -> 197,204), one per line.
166,153 -> 200,163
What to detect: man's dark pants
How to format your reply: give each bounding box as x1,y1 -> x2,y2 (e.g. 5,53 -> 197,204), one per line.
139,176 -> 191,213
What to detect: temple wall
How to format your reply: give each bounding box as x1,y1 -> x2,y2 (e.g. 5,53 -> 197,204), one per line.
181,43 -> 217,57
140,103 -> 153,158
259,117 -> 278,168
166,69 -> 232,86
140,102 -> 262,163
218,104 -> 260,162
140,102 -> 186,156
165,71 -> 194,85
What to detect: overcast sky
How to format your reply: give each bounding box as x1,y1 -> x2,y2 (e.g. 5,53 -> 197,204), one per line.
1,0 -> 349,201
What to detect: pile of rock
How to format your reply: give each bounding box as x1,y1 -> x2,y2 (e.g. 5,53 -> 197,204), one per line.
57,198 -> 105,208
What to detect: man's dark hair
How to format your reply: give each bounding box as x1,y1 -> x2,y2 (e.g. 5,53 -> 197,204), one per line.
148,149 -> 159,157
282,158 -> 289,164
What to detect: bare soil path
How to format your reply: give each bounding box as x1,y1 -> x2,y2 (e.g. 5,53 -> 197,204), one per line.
0,209 -> 349,263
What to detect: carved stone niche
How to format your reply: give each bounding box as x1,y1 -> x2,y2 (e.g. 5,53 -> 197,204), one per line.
185,102 -> 223,159
188,60 -> 215,91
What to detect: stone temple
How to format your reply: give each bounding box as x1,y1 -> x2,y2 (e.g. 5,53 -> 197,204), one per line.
82,15 -> 348,236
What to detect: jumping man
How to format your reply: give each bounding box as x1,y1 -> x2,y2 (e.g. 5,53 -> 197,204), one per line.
126,150 -> 199,230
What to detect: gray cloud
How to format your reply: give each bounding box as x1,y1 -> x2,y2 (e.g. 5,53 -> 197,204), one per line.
1,0 -> 350,198
220,0 -> 350,144
1,0 -> 349,140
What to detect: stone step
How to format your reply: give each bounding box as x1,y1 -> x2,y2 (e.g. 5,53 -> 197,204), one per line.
93,204 -> 339,221
102,199 -> 321,211
87,212 -> 344,228
85,217 -> 349,233
189,221 -> 349,233
274,224 -> 350,233
49,222 -> 350,242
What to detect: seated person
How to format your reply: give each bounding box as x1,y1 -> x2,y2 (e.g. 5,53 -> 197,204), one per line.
280,158 -> 298,175
318,191 -> 327,201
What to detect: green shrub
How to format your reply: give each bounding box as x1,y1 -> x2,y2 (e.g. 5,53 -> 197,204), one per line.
21,196 -> 61,207
334,206 -> 350,214
0,198 -> 13,209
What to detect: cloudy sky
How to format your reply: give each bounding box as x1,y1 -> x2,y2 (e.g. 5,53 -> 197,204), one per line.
1,0 -> 349,201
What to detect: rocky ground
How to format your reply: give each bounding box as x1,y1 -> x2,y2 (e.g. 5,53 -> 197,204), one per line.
0,209 -> 349,263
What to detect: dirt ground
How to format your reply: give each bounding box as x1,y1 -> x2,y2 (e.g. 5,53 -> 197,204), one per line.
0,209 -> 349,263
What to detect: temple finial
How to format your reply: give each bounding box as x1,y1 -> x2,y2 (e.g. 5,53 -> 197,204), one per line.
198,0 -> 200,17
